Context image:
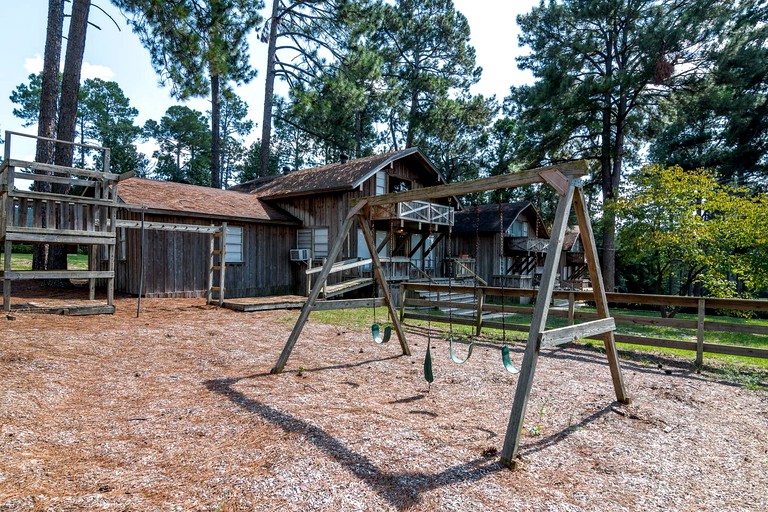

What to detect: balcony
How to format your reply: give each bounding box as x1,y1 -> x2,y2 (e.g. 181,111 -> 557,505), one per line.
505,236 -> 549,253
372,200 -> 454,227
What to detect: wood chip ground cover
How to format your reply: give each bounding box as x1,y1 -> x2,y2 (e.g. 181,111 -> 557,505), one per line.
1,296 -> 766,511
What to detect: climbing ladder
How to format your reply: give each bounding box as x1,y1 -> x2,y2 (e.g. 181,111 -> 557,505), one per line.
207,223 -> 227,306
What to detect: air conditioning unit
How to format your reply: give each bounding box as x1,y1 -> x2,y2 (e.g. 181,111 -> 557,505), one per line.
290,248 -> 311,261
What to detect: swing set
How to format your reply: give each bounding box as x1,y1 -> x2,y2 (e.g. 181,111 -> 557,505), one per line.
270,160 -> 629,469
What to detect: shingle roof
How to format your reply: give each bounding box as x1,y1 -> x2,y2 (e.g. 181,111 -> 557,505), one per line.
244,148 -> 443,199
117,178 -> 298,223
452,202 -> 548,237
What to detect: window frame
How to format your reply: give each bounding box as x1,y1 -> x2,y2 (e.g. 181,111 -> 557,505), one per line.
225,225 -> 244,264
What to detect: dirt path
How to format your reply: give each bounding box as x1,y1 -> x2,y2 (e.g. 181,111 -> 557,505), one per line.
1,297 -> 766,511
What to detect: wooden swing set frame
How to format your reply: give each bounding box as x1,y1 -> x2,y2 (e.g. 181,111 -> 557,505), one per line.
270,160 -> 629,469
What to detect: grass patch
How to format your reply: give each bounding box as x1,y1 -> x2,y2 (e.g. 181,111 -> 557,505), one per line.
0,252 -> 90,271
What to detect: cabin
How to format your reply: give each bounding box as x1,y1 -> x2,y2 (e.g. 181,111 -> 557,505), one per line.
451,202 -> 548,288
114,178 -> 300,298
111,147 -> 454,300
235,148 -> 454,298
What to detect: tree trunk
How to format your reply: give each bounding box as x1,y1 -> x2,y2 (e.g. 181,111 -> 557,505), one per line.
50,0 -> 90,276
599,28 -> 615,292
33,0 -> 65,271
259,0 -> 280,178
210,72 -> 221,188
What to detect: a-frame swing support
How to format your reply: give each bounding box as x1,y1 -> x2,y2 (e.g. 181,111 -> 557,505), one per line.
270,160 -> 629,469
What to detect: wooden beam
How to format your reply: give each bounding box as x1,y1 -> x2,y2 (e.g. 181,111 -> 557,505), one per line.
538,318 -> 616,348
573,187 -> 628,403
115,219 -> 220,233
1,270 -> 114,280
500,182 -> 574,469
10,190 -> 118,207
359,211 -> 410,356
271,200 -> 369,374
364,161 -> 588,206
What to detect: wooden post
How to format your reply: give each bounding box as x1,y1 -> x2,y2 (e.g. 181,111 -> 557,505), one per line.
218,223 -> 227,306
696,298 -> 705,368
359,213 -> 410,356
500,183 -> 575,469
305,257 -> 312,296
573,187 -> 628,404
206,228 -> 214,305
3,239 -> 11,312
107,205 -> 116,306
271,201 -> 368,374
399,283 -> 407,323
475,288 -> 485,336
568,292 -> 575,326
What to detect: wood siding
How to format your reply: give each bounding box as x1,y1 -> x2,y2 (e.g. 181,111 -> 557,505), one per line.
113,212 -> 298,298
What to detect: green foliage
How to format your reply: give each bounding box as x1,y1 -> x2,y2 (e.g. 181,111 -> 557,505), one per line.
10,73 -> 147,174
650,1 -> 768,189
144,105 -> 212,185
615,165 -> 768,296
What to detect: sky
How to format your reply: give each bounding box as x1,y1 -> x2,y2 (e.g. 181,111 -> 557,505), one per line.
0,0 -> 538,160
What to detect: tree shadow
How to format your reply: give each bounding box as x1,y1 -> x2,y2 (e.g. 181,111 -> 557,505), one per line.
204,375 -> 505,510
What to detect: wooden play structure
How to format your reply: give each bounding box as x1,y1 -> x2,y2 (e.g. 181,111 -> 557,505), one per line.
1,131 -> 125,313
271,160 -> 630,469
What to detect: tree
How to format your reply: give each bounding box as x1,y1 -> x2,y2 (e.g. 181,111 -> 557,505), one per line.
11,75 -> 147,175
615,165 -> 768,299
79,79 -> 147,174
144,106 -> 211,185
510,0 -> 720,291
115,0 -> 263,188
36,0 -> 64,172
650,1 -> 768,190
374,0 -> 480,150
258,0 -> 365,176
212,92 -> 253,186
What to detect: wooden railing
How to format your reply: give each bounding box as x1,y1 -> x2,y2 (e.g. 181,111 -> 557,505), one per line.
399,283 -> 768,364
506,236 -> 549,253
397,200 -> 454,226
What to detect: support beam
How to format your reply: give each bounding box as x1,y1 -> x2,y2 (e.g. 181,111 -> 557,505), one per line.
359,213 -> 410,356
573,187 -> 628,404
271,201 -> 368,374
538,318 -> 616,349
365,161 -> 587,206
500,181 -> 575,469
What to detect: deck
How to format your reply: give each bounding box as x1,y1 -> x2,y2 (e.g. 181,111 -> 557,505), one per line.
222,295 -> 383,313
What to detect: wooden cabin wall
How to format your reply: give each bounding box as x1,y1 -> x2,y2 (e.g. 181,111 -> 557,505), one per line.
113,211 -> 298,298
451,233 -> 501,284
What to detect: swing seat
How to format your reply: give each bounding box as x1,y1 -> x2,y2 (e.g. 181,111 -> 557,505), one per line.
424,338 -> 434,383
448,337 -> 475,364
501,346 -> 520,374
371,323 -> 392,344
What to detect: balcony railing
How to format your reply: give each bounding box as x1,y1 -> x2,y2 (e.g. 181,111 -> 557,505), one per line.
397,200 -> 454,226
506,236 -> 549,253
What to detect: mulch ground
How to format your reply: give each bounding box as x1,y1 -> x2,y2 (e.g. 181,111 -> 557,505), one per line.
1,292 -> 767,511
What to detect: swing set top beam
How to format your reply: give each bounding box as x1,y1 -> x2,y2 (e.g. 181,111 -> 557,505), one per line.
361,160 -> 588,207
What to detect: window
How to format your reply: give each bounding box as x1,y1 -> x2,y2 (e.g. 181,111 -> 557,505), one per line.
510,220 -> 528,237
388,176 -> 411,193
297,227 -> 329,258
225,226 -> 243,263
375,171 -> 386,195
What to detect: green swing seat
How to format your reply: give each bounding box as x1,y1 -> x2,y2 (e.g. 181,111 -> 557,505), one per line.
448,337 -> 475,364
501,346 -> 520,374
423,338 -> 434,383
371,323 -> 392,344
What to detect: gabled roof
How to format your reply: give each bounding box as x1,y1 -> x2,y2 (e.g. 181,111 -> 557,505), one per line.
563,227 -> 582,251
239,148 -> 445,199
117,178 -> 299,223
452,202 -> 549,238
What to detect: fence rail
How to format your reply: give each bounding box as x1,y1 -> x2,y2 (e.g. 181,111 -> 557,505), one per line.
399,283 -> 768,364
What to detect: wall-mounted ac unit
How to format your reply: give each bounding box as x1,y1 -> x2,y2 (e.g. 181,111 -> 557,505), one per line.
290,248 -> 311,261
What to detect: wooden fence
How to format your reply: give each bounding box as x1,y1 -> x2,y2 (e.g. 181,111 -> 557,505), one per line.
399,283 -> 768,365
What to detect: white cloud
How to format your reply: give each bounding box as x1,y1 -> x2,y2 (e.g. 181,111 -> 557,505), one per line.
24,54 -> 43,74
81,62 -> 114,81
22,55 -> 114,81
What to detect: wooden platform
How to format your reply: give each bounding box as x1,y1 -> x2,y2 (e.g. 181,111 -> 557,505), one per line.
6,300 -> 115,316
223,296 -> 382,312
